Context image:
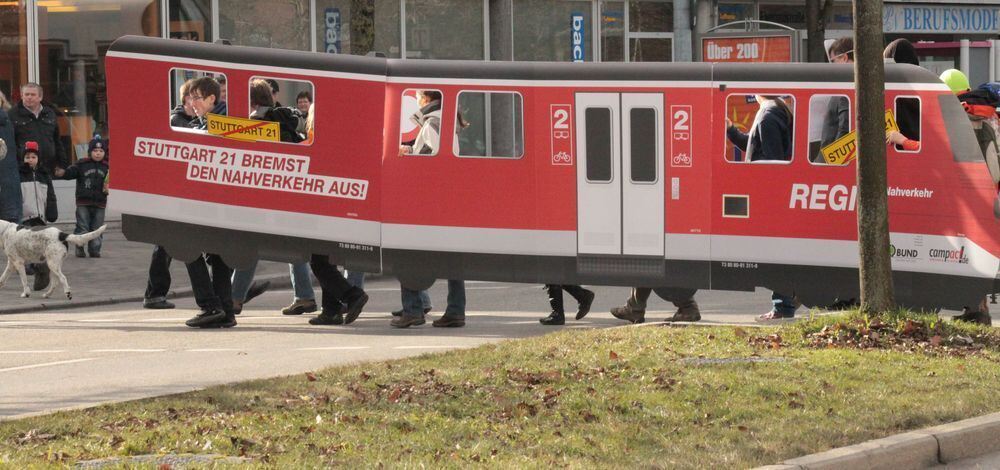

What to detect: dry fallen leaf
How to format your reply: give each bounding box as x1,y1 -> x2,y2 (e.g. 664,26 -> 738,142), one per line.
609,351 -> 620,360
306,372 -> 317,382
930,335 -> 942,346
733,328 -> 747,338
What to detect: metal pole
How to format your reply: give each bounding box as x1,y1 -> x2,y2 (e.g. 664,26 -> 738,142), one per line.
672,0 -> 692,61
960,38 -> 970,78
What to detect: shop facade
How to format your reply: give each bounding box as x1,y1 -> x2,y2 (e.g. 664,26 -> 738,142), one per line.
2,0 -> 1000,160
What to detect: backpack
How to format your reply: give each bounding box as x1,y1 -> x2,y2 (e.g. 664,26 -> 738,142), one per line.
263,107 -> 305,143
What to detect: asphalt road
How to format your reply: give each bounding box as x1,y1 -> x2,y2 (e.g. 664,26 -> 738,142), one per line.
0,277 -> 985,420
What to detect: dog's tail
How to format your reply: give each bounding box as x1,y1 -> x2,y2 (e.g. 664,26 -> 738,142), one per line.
62,224 -> 108,246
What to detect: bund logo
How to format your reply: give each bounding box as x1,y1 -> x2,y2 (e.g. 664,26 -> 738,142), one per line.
889,244 -> 918,259
928,247 -> 969,264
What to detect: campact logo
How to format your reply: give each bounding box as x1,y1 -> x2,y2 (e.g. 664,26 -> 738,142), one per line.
889,244 -> 918,258
928,247 -> 969,264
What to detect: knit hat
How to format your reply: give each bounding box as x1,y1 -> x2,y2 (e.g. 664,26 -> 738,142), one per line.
23,141 -> 39,157
88,135 -> 107,155
940,69 -> 971,94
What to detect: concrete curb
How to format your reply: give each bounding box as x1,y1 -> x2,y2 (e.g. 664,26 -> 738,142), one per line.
758,412 -> 1000,469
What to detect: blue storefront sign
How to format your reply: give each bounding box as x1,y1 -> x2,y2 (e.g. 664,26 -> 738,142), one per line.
884,4 -> 1000,34
571,13 -> 585,62
325,8 -> 342,54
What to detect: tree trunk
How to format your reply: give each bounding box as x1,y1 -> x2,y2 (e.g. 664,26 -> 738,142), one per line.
854,0 -> 896,314
805,0 -> 835,62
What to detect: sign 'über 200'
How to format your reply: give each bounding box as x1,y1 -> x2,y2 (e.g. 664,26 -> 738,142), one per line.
702,36 -> 792,63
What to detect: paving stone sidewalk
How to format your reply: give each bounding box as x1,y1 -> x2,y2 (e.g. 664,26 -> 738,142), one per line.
0,221 -> 295,314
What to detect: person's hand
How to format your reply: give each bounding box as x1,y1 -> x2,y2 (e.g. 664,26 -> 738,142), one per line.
886,130 -> 906,145
54,167 -> 65,177
399,145 -> 413,156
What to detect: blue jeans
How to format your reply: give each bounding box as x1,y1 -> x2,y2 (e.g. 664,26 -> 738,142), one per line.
772,292 -> 797,317
401,280 -> 464,318
233,260 -> 315,302
346,270 -> 365,290
290,261 -> 315,300
75,205 -> 105,254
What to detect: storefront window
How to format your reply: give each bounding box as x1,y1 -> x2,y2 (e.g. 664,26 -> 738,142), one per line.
406,0 -> 482,59
629,1 -> 672,33
718,2 -> 752,24
513,0 -> 592,61
630,37 -> 671,62
601,1 -> 625,62
315,0 -> 401,57
219,0 -> 310,51
37,0 -> 160,160
0,1 -> 28,105
169,0 -> 211,42
759,3 -> 805,29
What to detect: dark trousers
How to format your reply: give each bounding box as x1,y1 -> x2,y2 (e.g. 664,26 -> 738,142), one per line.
185,253 -> 233,313
144,245 -> 172,301
544,284 -> 589,314
310,254 -> 363,312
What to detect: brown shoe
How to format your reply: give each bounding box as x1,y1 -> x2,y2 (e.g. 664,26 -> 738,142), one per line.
665,303 -> 701,322
282,299 -> 318,315
610,305 -> 645,324
432,315 -> 465,328
391,315 -> 426,328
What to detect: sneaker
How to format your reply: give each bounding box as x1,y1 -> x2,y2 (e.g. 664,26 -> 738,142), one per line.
143,298 -> 175,309
309,310 -> 345,325
392,307 -> 431,317
32,271 -> 50,291
89,252 -> 101,258
665,303 -> 701,322
244,280 -> 271,304
282,298 -> 318,315
539,311 -> 565,326
432,315 -> 465,328
185,308 -> 227,328
575,289 -> 595,320
391,315 -> 425,328
343,292 -> 369,325
611,305 -> 645,324
75,247 -> 86,258
756,310 -> 795,323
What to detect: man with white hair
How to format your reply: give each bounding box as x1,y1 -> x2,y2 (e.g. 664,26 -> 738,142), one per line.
11,83 -> 68,175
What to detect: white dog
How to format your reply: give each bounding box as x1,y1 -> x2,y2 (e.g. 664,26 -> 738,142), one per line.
0,220 -> 107,299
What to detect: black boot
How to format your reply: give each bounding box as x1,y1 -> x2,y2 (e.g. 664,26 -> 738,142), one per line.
539,311 -> 565,325
565,286 -> 595,320
540,285 -> 566,325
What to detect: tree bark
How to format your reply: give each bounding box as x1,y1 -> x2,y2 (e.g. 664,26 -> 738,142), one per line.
805,0 -> 835,62
854,0 -> 896,314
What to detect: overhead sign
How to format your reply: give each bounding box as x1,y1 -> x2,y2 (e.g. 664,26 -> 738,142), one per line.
884,4 -> 1000,34
206,114 -> 280,143
325,8 -> 342,53
820,110 -> 899,165
571,13 -> 586,62
702,36 -> 792,63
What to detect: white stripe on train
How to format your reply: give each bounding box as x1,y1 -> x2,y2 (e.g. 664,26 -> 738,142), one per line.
111,191 -> 998,280
106,51 -> 950,92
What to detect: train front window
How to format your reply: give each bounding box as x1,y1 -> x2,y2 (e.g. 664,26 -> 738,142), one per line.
455,91 -> 524,159
630,108 -> 657,182
586,108 -> 613,182
808,94 -> 853,165
893,97 -> 921,153
399,88 -> 443,156
723,94 -> 795,164
168,68 -> 227,131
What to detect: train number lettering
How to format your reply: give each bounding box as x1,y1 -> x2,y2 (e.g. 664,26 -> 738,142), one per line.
670,105 -> 693,168
551,104 -> 574,165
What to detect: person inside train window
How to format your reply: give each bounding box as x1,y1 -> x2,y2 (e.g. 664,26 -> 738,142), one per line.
807,37 -> 854,163
187,76 -> 225,130
266,78 -> 282,107
296,90 -> 312,118
248,78 -> 306,143
217,75 -> 228,105
400,90 -> 442,156
725,94 -> 793,162
170,78 -> 197,128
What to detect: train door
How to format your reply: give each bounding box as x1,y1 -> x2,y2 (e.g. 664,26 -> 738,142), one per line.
575,93 -> 665,257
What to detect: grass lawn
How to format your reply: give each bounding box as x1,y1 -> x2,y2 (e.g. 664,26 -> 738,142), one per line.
2,311 -> 999,468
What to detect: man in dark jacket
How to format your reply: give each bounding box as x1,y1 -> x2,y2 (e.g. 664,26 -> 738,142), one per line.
11,83 -> 68,174
0,106 -> 22,222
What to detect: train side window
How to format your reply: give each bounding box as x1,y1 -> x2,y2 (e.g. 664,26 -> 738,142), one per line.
169,68 -> 227,131
630,108 -> 657,182
399,89 -> 443,156
586,108 -> 613,182
893,96 -> 921,153
808,94 -> 853,165
455,91 -> 524,159
248,76 -> 314,145
723,94 -> 795,164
